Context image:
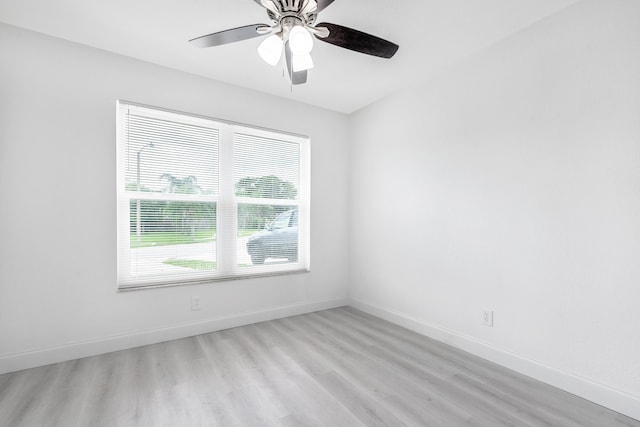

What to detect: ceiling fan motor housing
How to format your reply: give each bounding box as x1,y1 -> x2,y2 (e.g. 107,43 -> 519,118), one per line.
266,0 -> 318,25
280,16 -> 305,41
277,0 -> 310,12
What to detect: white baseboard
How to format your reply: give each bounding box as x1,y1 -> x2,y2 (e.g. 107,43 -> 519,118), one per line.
0,298 -> 349,375
349,298 -> 640,422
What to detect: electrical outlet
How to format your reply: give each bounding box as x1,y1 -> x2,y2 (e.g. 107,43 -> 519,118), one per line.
191,296 -> 201,311
482,309 -> 494,327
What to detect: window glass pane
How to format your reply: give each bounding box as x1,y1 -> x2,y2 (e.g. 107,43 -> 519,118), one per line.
124,113 -> 219,195
239,204 -> 298,267
129,201 -> 216,276
118,102 -> 308,288
234,133 -> 299,200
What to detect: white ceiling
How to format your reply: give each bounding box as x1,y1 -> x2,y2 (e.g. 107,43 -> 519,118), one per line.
0,0 -> 580,113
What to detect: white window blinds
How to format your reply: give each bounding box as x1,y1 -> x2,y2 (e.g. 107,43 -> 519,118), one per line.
117,102 -> 310,289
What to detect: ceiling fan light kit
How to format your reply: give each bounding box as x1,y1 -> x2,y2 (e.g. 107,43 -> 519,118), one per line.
288,25 -> 314,55
292,52 -> 314,72
189,0 -> 399,85
258,34 -> 284,65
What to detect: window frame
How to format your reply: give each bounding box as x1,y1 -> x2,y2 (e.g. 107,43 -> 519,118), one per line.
116,101 -> 310,290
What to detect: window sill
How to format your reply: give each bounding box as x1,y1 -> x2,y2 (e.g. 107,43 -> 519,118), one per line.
117,268 -> 311,292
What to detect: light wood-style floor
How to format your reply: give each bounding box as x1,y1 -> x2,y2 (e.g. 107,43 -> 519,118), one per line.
0,307 -> 638,426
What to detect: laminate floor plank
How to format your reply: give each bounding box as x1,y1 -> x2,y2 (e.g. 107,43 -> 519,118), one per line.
278,317 -> 420,426
78,351 -> 128,427
297,312 -> 525,426
317,310 -> 572,426
207,332 -> 288,426
282,314 -> 474,426
1,307 -> 638,427
235,325 -> 365,427
335,307 -> 633,426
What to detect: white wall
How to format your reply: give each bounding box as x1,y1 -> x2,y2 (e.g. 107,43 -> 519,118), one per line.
350,0 -> 640,419
0,23 -> 350,372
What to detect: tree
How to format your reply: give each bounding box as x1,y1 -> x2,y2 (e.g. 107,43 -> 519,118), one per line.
236,175 -> 297,230
126,182 -> 163,233
160,174 -> 202,194
160,174 -> 215,238
235,175 -> 297,200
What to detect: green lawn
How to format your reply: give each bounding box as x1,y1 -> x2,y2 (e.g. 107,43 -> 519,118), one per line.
238,228 -> 262,237
130,229 -> 262,248
162,259 -> 254,270
163,259 -> 217,270
131,230 -> 215,248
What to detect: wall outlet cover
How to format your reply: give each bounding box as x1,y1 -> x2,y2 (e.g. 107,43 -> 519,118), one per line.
482,309 -> 494,327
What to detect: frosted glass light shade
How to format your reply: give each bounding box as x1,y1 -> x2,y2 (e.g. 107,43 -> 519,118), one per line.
289,26 -> 313,54
258,34 -> 283,66
292,52 -> 314,72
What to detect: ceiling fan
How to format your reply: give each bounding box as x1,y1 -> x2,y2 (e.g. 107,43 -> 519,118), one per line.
189,0 -> 399,85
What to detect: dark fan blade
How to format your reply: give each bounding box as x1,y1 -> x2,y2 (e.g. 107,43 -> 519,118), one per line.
189,24 -> 269,48
316,0 -> 336,13
315,22 -> 398,58
285,42 -> 308,85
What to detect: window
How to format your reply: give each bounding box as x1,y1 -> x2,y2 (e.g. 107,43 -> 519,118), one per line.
117,102 -> 310,289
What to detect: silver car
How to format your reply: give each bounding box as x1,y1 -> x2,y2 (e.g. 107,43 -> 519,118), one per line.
246,209 -> 298,264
